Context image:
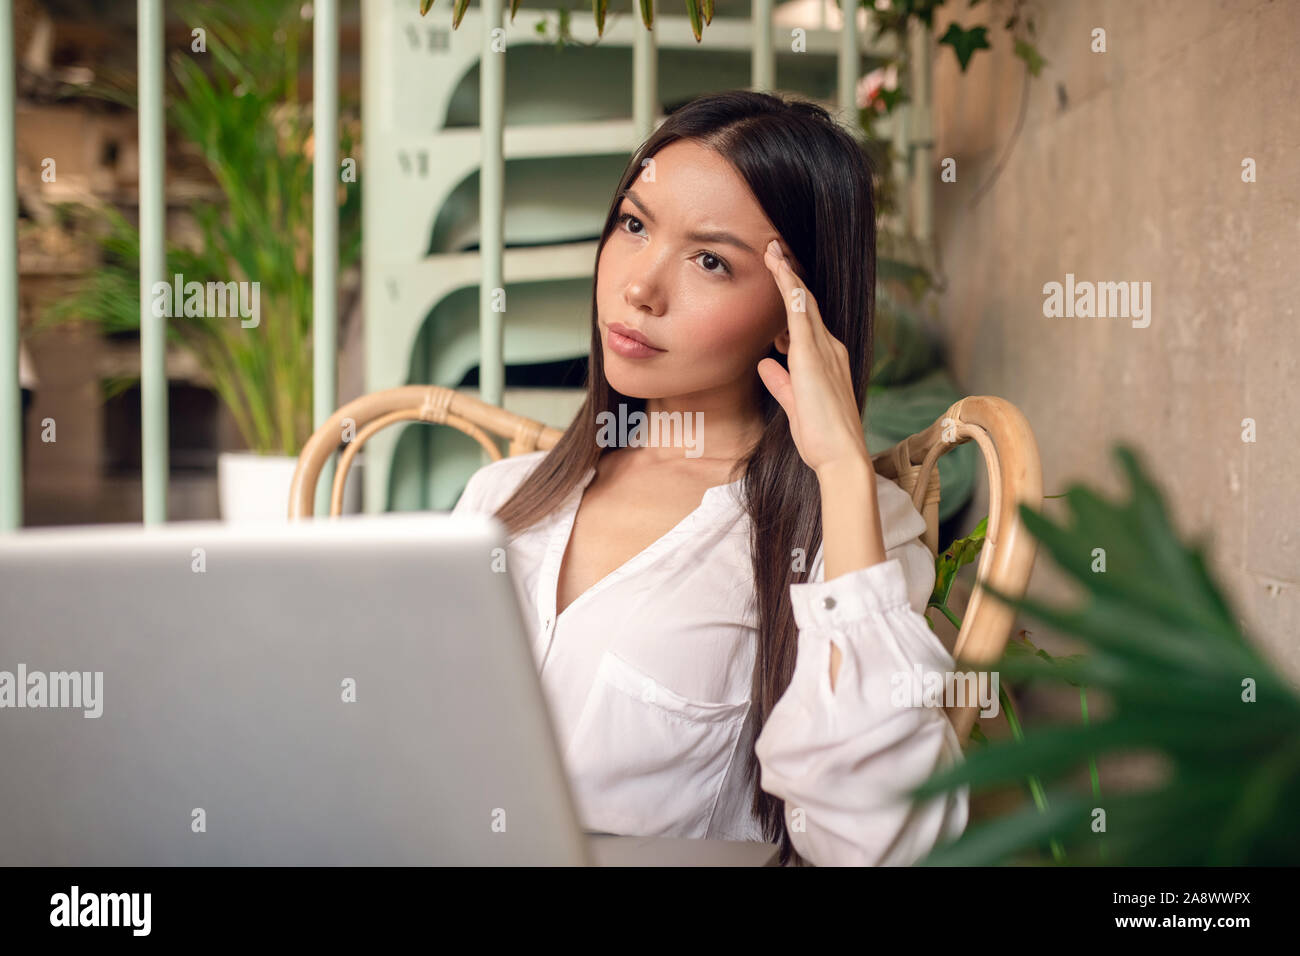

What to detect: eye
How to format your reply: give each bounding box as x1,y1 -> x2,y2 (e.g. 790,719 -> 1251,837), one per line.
694,251 -> 731,277
615,210 -> 731,277
616,212 -> 646,236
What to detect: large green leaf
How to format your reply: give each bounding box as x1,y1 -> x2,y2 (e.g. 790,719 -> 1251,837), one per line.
910,443 -> 1300,865
866,369 -> 979,523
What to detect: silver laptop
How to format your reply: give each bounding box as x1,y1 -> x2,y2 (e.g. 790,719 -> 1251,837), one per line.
0,512 -> 778,867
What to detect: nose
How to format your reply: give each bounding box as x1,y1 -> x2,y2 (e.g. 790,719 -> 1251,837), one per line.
622,259 -> 667,317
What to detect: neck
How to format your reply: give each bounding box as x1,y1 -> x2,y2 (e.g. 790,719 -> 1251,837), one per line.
639,393 -> 765,464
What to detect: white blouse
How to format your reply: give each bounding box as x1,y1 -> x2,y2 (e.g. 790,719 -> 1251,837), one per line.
450,449 -> 969,866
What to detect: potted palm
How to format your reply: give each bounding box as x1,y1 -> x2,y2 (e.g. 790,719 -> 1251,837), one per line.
39,0 -> 362,520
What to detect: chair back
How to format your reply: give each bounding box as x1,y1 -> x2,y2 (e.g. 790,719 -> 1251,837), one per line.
872,396 -> 1043,743
288,386 -> 564,519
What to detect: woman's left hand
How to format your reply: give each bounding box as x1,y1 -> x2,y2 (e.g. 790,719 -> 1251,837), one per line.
757,239 -> 871,477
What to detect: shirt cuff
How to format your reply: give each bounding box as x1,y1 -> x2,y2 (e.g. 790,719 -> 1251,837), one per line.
789,557 -> 912,631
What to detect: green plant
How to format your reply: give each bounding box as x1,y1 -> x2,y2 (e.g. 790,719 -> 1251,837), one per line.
862,0 -> 1047,293
926,511 -> 1093,863
421,0 -> 716,42
39,0 -> 362,457
914,444 -> 1300,865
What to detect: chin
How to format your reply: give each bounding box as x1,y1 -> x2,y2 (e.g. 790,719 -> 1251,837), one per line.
603,363 -> 664,401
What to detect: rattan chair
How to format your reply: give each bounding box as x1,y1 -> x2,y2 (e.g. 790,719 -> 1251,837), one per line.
870,396 -> 1043,741
290,386 -> 1042,745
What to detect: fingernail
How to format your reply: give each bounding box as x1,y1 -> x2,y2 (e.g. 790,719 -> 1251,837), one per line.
767,239 -> 782,259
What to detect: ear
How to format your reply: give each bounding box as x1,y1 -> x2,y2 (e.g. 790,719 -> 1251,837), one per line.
773,327 -> 790,355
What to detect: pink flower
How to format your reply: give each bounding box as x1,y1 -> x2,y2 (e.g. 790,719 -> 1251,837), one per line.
855,64 -> 899,112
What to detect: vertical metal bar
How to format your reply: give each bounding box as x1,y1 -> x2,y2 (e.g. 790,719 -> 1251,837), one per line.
752,0 -> 774,92
632,3 -> 657,140
480,0 -> 505,410
910,16 -> 933,246
313,0 -> 339,516
838,0 -> 859,130
138,0 -> 167,524
891,77 -> 909,233
0,0 -> 19,529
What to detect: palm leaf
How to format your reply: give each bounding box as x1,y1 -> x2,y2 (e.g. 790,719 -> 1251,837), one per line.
39,0 -> 362,457
912,443 -> 1300,865
686,0 -> 703,42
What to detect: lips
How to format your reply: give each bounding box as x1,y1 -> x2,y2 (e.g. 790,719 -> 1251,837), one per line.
607,322 -> 664,351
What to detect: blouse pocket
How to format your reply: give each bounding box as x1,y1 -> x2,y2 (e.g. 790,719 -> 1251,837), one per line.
562,650 -> 751,839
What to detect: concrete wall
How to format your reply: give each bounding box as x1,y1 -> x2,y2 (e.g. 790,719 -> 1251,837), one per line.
927,0 -> 1299,682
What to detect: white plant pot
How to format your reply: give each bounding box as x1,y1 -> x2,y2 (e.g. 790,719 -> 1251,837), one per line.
217,451 -> 363,522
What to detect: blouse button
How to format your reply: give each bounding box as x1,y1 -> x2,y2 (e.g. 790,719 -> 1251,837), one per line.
822,596 -> 836,610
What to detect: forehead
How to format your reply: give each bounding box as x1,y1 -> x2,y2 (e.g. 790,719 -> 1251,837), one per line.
633,140 -> 771,231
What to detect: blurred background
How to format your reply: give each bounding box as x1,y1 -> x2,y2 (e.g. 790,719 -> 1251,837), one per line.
8,0 -> 1299,694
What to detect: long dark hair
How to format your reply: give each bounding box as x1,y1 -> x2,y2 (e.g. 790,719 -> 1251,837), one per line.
492,90 -> 877,866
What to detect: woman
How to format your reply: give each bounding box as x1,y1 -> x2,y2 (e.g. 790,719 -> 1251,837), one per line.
452,90 -> 968,866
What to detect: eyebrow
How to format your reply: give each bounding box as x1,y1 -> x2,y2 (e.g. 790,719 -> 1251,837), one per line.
622,189 -> 759,255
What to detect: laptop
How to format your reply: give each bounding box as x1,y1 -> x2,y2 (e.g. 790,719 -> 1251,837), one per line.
0,512 -> 779,867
